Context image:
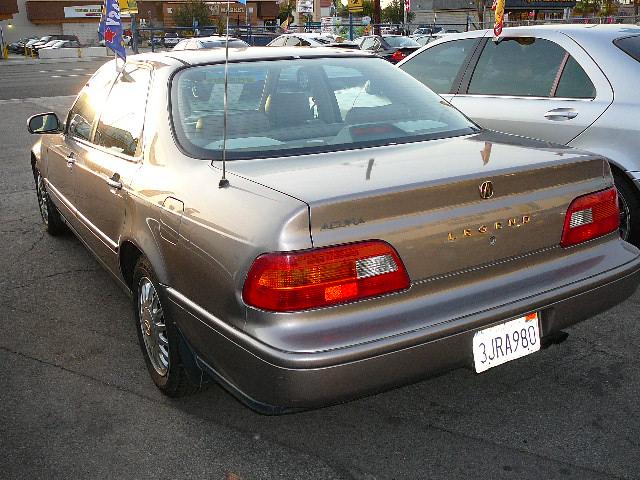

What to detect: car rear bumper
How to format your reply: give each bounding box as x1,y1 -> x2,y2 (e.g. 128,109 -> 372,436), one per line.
163,239 -> 640,413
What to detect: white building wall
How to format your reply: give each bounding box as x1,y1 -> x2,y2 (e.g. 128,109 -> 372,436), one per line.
0,0 -> 61,43
62,21 -> 101,45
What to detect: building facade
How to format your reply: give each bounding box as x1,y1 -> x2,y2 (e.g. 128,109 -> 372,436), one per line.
410,0 -> 578,28
0,0 -> 279,44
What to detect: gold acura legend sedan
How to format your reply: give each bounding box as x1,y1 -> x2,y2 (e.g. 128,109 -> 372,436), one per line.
27,48 -> 640,413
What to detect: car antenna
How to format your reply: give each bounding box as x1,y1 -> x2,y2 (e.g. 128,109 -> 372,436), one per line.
218,0 -> 232,189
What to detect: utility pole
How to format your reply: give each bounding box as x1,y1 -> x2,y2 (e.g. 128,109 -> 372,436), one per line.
636,0 -> 639,22
373,0 -> 381,35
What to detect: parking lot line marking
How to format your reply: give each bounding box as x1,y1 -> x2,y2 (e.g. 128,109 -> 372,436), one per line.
51,75 -> 61,78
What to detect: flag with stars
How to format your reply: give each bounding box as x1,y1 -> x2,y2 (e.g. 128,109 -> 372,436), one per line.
102,0 -> 126,60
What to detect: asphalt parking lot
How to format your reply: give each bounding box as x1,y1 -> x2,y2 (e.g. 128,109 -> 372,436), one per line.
1,59 -> 639,480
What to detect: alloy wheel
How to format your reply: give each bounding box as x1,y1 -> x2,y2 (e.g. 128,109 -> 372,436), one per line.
35,172 -> 49,225
138,277 -> 169,376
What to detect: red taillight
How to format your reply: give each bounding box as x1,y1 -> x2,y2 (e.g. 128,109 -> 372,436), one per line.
391,50 -> 406,62
243,241 -> 410,312
561,187 -> 619,248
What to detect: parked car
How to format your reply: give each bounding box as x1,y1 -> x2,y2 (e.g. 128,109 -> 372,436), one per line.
267,33 -> 334,47
37,39 -> 81,56
172,36 -> 249,51
398,24 -> 640,246
413,34 -> 436,47
163,32 -> 181,48
356,35 -> 421,63
30,35 -> 79,52
27,47 -> 640,412
9,37 -> 38,53
412,26 -> 443,36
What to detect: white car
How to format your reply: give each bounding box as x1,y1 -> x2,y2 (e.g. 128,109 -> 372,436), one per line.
267,33 -> 334,47
398,24 -> 640,245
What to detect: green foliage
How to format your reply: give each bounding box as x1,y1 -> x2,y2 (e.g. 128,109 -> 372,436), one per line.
173,0 -> 212,27
573,0 -> 619,16
279,0 -> 295,23
382,0 -> 415,24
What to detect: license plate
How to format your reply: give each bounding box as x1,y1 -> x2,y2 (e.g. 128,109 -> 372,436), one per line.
473,313 -> 540,373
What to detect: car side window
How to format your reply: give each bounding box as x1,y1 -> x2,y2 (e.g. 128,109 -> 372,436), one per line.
286,37 -> 301,46
94,66 -> 152,158
400,38 -> 478,94
66,62 -> 117,141
270,36 -> 286,46
468,38 -> 566,97
555,56 -> 596,99
361,38 -> 375,50
67,93 -> 95,141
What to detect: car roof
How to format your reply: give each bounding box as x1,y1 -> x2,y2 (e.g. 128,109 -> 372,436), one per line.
132,46 -> 371,66
278,33 -> 332,38
457,24 -> 640,41
193,36 -> 243,41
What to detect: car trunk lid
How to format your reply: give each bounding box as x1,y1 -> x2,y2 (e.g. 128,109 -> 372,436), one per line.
223,132 -> 609,282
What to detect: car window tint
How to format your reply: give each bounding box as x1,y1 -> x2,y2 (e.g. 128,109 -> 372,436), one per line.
229,40 -> 248,48
614,35 -> 640,63
172,57 -> 476,160
67,62 -> 117,141
400,38 -> 477,94
94,66 -> 151,157
468,38 -> 565,97
555,56 -> 596,99
361,38 -> 375,50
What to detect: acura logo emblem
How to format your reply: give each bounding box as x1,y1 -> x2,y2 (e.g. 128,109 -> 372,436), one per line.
479,181 -> 494,199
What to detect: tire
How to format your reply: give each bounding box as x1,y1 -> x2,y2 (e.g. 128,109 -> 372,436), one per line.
613,170 -> 640,248
133,256 -> 202,397
34,169 -> 66,236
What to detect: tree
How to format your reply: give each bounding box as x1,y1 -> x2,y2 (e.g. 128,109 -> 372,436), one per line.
173,0 -> 212,28
573,0 -> 617,17
381,0 -> 415,24
279,0 -> 295,24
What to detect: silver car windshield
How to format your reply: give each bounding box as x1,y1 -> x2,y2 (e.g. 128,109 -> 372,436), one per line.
171,57 -> 476,160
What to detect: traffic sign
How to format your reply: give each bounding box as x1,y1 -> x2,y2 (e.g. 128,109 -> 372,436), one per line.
348,0 -> 364,13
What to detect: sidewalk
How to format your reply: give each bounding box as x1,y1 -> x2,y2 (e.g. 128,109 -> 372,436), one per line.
0,47 -> 172,65
1,53 -> 112,65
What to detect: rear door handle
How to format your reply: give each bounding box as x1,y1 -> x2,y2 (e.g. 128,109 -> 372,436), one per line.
544,108 -> 578,120
106,173 -> 122,190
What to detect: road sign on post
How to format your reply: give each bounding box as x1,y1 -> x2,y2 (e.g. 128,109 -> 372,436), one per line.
348,0 -> 363,13
297,0 -> 313,14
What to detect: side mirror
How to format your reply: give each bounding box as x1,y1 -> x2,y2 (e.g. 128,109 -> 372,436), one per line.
27,112 -> 61,134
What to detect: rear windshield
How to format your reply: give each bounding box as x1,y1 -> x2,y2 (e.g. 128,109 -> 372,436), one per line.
312,37 -> 332,44
171,56 -> 476,160
614,35 -> 640,62
384,36 -> 420,48
201,39 -> 248,48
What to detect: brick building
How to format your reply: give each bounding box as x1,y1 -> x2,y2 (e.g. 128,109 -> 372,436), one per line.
0,0 -> 279,44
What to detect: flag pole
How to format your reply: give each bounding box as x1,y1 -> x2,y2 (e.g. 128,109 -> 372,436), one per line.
219,0 -> 231,188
